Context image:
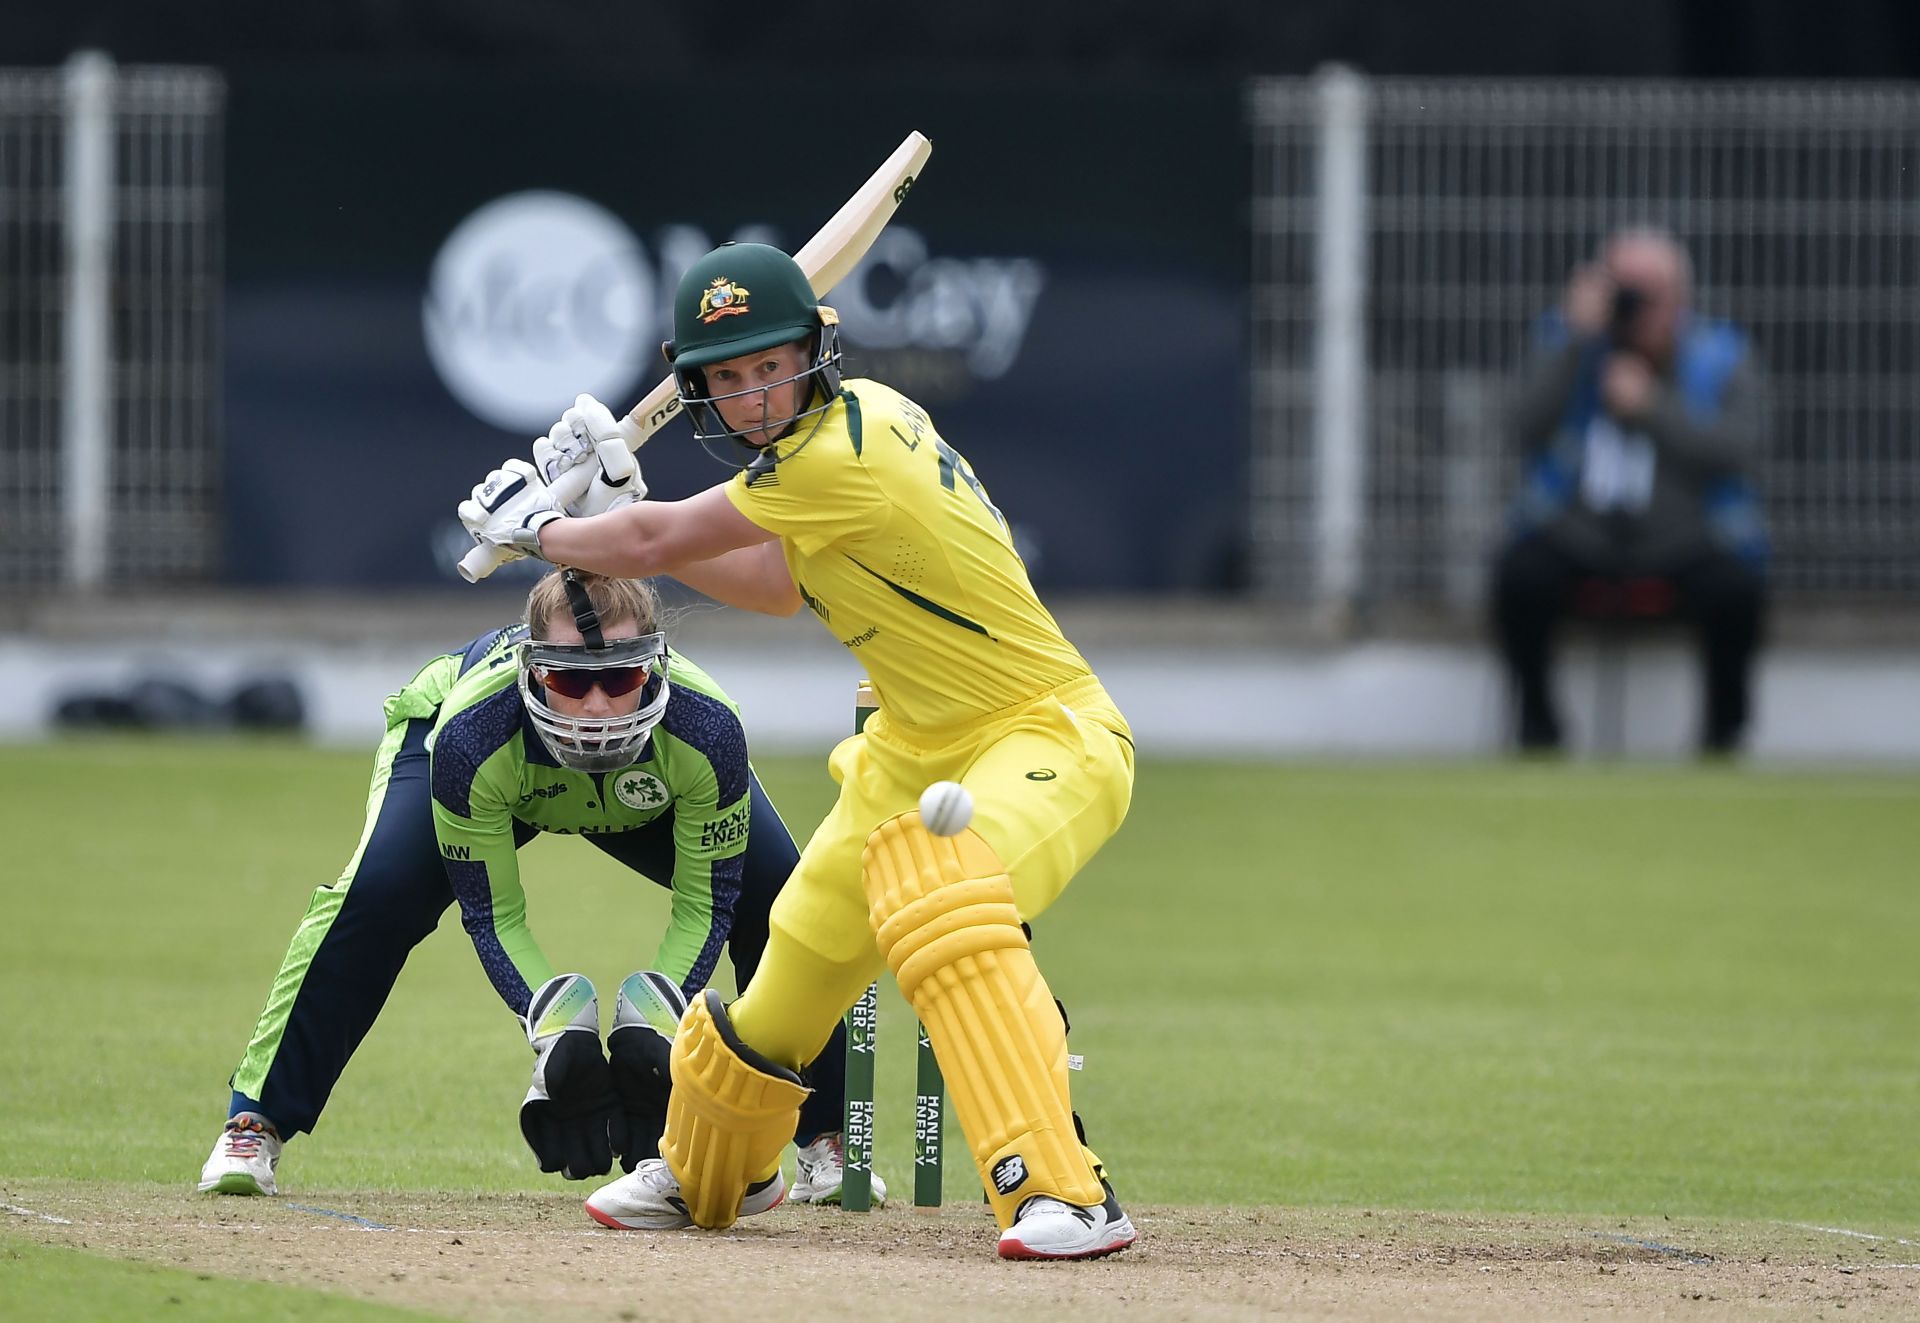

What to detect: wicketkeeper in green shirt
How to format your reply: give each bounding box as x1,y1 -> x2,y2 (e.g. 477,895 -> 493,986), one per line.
199,569 -> 883,1212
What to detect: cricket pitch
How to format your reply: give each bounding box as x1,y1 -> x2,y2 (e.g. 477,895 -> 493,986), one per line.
5,1180 -> 1916,1321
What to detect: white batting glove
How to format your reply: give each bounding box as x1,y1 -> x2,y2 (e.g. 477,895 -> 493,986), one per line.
533,394 -> 633,482
532,414 -> 594,485
571,439 -> 646,518
532,394 -> 648,519
457,458 -> 586,561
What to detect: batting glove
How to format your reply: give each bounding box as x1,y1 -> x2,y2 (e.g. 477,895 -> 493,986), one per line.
606,970 -> 687,1172
458,458 -> 592,562
519,973 -> 619,1181
534,394 -> 649,519
533,404 -> 648,525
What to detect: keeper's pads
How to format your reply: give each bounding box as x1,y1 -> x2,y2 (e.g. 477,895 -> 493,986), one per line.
520,974 -> 618,1180
607,971 -> 687,1172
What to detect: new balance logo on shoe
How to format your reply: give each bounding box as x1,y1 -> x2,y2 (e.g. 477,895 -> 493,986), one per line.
997,1181 -> 1137,1262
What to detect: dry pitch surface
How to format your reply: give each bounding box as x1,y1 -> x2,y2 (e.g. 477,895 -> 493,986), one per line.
5,1181 -> 1917,1321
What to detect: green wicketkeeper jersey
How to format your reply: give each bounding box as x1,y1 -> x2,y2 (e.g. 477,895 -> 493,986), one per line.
408,627 -> 755,1019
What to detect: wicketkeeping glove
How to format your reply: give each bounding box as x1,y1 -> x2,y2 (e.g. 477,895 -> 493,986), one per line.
606,970 -> 688,1172
519,973 -> 619,1180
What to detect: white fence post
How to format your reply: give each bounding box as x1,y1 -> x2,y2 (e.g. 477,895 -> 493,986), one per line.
1312,64 -> 1368,626
62,49 -> 114,590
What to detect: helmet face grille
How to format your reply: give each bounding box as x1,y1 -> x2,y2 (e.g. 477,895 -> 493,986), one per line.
680,325 -> 844,470
516,635 -> 671,772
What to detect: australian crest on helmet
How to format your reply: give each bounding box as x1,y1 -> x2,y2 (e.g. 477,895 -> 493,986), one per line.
697,277 -> 751,324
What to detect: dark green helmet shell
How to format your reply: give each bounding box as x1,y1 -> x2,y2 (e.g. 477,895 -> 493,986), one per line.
667,242 -> 824,370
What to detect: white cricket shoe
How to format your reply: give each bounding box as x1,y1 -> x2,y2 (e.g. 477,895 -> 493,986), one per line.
790,1132 -> 889,1206
196,1114 -> 282,1196
584,1158 -> 786,1230
997,1181 -> 1136,1260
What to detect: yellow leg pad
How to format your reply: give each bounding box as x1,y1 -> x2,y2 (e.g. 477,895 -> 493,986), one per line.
659,989 -> 810,1229
1082,1142 -> 1108,1186
864,814 -> 1103,1229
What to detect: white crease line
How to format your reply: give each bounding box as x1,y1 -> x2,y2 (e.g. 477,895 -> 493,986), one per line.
3,1203 -> 74,1225
1782,1222 -> 1920,1248
390,1228 -> 620,1238
177,1221 -> 613,1238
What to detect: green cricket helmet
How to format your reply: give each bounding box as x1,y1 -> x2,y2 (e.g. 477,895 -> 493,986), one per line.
662,242 -> 842,466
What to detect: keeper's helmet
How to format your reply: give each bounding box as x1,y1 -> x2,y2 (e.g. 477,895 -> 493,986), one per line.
663,242 -> 841,467
516,573 -> 671,772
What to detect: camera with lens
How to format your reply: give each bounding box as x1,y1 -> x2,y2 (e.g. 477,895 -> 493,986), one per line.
1607,285 -> 1646,345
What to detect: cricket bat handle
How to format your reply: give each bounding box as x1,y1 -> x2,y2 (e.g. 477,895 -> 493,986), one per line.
454,389 -> 668,583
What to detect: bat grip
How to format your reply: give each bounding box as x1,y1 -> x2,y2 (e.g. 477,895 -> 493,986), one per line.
457,540 -> 512,583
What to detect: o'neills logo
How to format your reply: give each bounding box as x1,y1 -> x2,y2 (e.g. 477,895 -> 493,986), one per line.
697,278 -> 750,323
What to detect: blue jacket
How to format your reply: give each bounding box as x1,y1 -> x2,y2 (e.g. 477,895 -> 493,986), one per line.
1513,314 -> 1769,567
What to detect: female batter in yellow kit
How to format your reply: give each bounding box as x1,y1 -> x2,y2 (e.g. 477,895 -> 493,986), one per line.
459,242 -> 1136,1260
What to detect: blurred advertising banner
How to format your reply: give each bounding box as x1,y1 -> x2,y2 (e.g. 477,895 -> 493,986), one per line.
224,72 -> 1246,591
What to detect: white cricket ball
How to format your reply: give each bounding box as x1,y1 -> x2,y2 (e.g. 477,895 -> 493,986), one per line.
918,780 -> 974,836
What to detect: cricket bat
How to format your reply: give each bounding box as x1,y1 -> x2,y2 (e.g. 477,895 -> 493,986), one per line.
458,130 -> 932,583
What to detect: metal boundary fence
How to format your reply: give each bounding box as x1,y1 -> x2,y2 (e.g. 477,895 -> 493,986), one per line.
1251,71 -> 1920,617
0,52 -> 223,590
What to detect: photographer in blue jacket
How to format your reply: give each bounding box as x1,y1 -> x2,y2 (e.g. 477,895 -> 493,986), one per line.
1493,227 -> 1768,754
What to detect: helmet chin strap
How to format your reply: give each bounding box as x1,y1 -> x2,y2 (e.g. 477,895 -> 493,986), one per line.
561,570 -> 605,650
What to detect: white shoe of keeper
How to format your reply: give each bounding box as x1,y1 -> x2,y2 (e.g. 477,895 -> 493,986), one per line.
790,1132 -> 889,1207
197,1114 -> 282,1196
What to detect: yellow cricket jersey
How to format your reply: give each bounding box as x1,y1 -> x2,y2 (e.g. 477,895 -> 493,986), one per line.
723,379 -> 1091,731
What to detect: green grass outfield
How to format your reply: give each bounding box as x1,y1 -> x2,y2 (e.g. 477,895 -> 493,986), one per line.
0,1237 -> 442,1321
3,738 -> 1915,1243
